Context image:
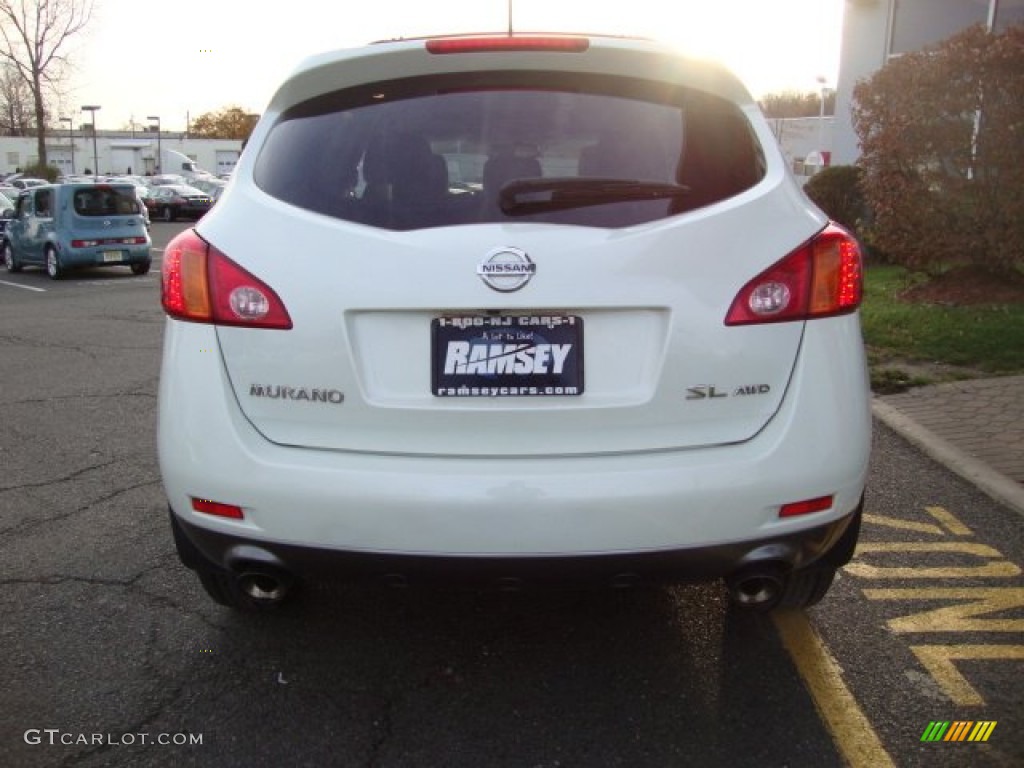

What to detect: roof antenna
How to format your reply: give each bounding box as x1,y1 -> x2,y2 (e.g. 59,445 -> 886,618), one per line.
507,0 -> 514,36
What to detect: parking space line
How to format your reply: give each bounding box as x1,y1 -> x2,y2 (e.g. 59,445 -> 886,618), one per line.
773,609 -> 895,768
0,279 -> 45,292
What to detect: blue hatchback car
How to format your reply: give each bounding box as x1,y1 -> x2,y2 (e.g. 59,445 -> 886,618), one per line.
3,183 -> 151,279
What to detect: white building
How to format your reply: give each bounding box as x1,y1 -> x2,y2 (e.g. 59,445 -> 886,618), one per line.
766,116 -> 835,182
833,0 -> 1024,165
0,131 -> 244,177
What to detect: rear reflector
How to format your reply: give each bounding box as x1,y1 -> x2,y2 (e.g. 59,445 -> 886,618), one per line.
725,223 -> 863,325
426,36 -> 589,54
191,498 -> 245,519
779,495 -> 834,518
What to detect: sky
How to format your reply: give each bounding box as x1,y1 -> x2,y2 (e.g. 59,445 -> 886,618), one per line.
61,0 -> 844,132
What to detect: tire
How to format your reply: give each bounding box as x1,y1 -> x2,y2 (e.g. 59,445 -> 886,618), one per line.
196,569 -> 242,607
3,240 -> 20,272
195,567 -> 294,612
161,206 -> 175,223
45,246 -> 63,280
169,507 -> 293,612
776,565 -> 837,609
773,497 -> 863,610
131,260 -> 151,275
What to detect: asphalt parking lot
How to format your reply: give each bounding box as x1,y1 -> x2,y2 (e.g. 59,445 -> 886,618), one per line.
1,225 -> 1021,767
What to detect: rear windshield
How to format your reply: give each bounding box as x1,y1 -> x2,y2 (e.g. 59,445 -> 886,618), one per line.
255,72 -> 765,230
73,186 -> 141,216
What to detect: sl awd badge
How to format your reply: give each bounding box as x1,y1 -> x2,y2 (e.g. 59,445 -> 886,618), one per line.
687,384 -> 771,400
477,247 -> 536,292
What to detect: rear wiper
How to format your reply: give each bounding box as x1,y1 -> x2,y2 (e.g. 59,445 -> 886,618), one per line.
499,177 -> 691,216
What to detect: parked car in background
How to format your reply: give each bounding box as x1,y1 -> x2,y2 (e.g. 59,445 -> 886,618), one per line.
106,176 -> 152,228
149,184 -> 213,221
10,177 -> 48,190
189,177 -> 227,204
0,190 -> 14,239
135,188 -> 152,228
148,174 -> 188,187
159,34 -> 869,612
3,183 -> 151,278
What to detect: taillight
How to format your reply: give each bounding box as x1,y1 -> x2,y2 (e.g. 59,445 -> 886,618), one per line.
725,224 -> 863,326
426,36 -> 589,54
161,229 -> 292,329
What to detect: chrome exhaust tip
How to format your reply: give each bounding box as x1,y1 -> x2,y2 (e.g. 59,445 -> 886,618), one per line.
237,570 -> 290,604
727,564 -> 786,611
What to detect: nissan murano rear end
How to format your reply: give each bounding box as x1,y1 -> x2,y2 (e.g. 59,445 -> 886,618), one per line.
158,34 -> 870,611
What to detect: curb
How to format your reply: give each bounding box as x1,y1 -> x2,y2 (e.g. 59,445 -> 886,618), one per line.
872,399 -> 1024,518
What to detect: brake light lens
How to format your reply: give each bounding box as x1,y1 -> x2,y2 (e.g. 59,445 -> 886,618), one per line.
161,229 -> 292,329
426,36 -> 589,54
725,224 -> 863,325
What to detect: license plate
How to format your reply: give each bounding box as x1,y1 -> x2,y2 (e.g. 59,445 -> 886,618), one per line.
102,250 -> 123,262
432,314 -> 584,397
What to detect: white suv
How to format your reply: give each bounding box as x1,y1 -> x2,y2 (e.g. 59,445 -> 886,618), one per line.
158,34 -> 870,611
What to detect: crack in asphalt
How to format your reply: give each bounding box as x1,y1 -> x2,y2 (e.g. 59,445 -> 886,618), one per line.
0,390 -> 157,408
0,477 -> 162,538
0,332 -> 158,354
0,333 -> 100,360
0,458 -> 120,493
1,556 -> 232,634
56,677 -> 194,768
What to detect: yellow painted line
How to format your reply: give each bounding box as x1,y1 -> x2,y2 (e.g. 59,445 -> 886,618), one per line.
773,609 -> 895,768
910,645 -> 1024,706
862,587 -> 1024,633
846,542 -> 1021,579
925,506 -> 973,536
862,513 -> 944,536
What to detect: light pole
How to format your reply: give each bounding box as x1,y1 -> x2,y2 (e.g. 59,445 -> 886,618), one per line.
81,105 -> 101,175
148,115 -> 161,174
816,75 -> 828,154
60,117 -> 74,175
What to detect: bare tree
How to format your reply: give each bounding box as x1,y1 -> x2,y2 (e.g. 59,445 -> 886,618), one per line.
0,61 -> 31,134
0,0 -> 92,166
759,90 -> 835,119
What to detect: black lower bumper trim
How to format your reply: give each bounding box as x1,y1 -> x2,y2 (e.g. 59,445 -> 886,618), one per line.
170,507 -> 859,590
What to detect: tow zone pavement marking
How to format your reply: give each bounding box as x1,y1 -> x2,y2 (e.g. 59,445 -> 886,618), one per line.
776,504 -> 1022,766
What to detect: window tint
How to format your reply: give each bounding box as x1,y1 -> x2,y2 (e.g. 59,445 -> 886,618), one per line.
255,73 -> 765,230
34,188 -> 53,217
73,186 -> 141,216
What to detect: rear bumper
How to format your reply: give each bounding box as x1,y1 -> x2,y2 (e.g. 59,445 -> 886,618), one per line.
61,244 -> 150,267
172,506 -> 860,588
158,316 -> 871,562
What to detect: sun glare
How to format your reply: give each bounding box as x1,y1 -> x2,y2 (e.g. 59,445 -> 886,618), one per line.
71,0 -> 843,129
511,0 -> 843,97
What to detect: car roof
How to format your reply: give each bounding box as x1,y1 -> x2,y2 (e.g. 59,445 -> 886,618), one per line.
156,184 -> 203,193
